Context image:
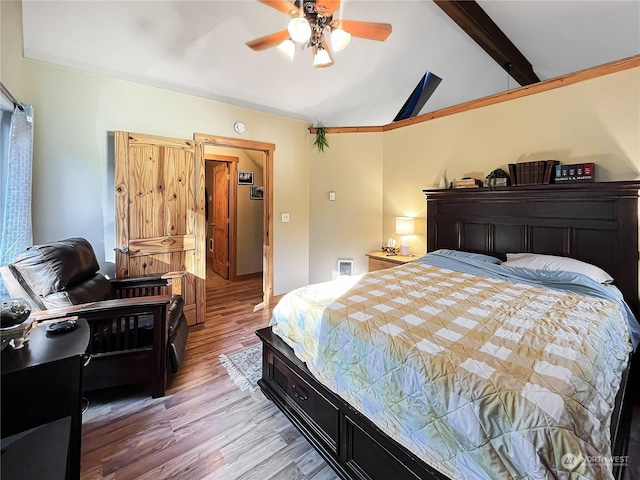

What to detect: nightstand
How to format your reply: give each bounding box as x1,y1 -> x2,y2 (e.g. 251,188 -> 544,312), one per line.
1,319 -> 89,480
366,251 -> 416,272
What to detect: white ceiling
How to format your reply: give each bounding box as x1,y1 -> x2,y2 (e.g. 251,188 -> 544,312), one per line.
21,0 -> 640,127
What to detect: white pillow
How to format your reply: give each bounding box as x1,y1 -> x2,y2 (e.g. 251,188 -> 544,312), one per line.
502,253 -> 614,284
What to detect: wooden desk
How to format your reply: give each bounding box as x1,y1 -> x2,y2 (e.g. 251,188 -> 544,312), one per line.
1,319 -> 89,480
366,251 -> 417,272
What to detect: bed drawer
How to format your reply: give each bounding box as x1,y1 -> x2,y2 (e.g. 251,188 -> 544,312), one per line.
270,353 -> 339,450
345,416 -> 422,480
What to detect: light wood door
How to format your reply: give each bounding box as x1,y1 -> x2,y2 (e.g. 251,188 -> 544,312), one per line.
213,163 -> 229,279
115,131 -> 205,326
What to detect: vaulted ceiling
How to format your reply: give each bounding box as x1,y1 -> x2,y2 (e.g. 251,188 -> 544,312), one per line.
20,0 -> 640,127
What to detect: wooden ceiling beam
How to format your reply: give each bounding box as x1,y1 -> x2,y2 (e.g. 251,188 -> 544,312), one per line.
434,0 -> 540,86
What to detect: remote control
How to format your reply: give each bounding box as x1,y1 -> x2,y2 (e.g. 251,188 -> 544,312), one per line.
45,319 -> 77,334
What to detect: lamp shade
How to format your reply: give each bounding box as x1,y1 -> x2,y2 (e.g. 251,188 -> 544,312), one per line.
276,39 -> 295,60
395,217 -> 415,236
288,17 -> 312,43
330,28 -> 352,52
313,48 -> 332,67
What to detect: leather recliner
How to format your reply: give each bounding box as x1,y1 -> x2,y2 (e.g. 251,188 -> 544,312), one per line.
1,237 -> 189,396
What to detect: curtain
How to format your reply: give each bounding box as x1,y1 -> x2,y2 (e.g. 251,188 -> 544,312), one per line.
0,103 -> 34,296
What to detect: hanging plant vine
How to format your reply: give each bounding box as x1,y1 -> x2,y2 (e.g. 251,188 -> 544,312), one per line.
313,125 -> 329,153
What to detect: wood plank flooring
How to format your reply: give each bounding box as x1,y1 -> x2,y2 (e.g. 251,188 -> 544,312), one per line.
81,272 -> 640,480
81,272 -> 337,480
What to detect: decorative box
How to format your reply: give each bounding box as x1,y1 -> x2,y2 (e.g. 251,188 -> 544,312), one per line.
381,245 -> 399,255
483,178 -> 508,187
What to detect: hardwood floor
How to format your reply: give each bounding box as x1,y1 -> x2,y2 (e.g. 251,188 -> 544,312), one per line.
81,271 -> 336,480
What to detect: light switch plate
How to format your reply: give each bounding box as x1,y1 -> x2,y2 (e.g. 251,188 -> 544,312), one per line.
329,191 -> 336,201
282,213 -> 290,223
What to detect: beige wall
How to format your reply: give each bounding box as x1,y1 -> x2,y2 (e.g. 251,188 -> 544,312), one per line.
306,66 -> 640,283
383,66 -> 640,257
206,146 -> 264,276
235,150 -> 265,276
1,0 -> 310,296
309,132 -> 384,283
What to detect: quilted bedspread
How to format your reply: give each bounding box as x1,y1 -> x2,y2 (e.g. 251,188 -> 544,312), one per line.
270,254 -> 633,479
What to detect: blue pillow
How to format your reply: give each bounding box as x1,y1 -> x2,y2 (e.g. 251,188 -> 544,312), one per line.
433,249 -> 502,264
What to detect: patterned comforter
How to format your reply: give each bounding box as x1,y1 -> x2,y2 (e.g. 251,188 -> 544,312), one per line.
270,251 -> 634,479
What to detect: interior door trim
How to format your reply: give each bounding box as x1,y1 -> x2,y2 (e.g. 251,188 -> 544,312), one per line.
194,133 -> 275,306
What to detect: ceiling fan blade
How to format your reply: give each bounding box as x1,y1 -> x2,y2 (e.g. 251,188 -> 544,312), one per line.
315,0 -> 341,16
331,19 -> 392,42
246,29 -> 291,51
258,0 -> 300,16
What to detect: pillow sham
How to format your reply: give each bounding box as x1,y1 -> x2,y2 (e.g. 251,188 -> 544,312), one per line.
434,249 -> 502,264
502,253 -> 613,284
604,284 -> 624,300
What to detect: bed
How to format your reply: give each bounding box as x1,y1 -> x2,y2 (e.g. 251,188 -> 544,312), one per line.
256,181 -> 640,480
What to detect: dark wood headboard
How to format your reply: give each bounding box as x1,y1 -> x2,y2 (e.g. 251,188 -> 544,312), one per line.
424,182 -> 640,314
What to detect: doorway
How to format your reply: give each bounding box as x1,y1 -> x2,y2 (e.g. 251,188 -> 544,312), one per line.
195,133 -> 275,307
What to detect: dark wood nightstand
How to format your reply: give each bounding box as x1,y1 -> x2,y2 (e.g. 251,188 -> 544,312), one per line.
1,319 -> 89,480
366,251 -> 416,272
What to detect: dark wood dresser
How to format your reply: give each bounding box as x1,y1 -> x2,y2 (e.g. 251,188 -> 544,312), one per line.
1,319 -> 89,480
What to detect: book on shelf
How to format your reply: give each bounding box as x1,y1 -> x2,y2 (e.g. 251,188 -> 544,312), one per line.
543,160 -> 559,184
554,162 -> 595,182
538,160 -> 547,184
508,163 -> 517,186
516,163 -> 524,185
512,159 -> 559,186
454,178 -> 482,188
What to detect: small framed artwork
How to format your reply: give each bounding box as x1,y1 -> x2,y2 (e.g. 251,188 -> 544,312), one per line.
338,259 -> 354,276
238,171 -> 254,185
250,186 -> 264,200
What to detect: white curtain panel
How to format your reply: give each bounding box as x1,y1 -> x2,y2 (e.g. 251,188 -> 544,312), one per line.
0,103 -> 34,296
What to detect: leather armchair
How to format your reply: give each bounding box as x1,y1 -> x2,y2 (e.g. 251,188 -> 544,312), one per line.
0,237 -> 189,397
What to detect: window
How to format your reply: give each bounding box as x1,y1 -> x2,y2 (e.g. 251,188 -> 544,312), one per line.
0,101 -> 34,296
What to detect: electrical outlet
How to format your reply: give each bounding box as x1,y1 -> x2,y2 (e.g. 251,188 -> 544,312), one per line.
282,213 -> 290,223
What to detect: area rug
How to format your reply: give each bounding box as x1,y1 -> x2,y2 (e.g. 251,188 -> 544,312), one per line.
219,343 -> 262,393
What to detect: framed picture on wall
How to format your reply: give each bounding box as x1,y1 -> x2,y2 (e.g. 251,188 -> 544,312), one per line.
238,171 -> 254,185
250,186 -> 264,200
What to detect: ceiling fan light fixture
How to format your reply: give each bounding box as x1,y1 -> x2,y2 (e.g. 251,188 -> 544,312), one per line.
246,1 -> 392,68
330,28 -> 351,52
288,17 -> 312,43
313,47 -> 332,67
276,39 -> 295,60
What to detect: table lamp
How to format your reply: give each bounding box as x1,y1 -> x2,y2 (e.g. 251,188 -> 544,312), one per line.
395,217 -> 415,256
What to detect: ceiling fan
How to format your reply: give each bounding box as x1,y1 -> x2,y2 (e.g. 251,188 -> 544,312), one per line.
246,0 -> 392,68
